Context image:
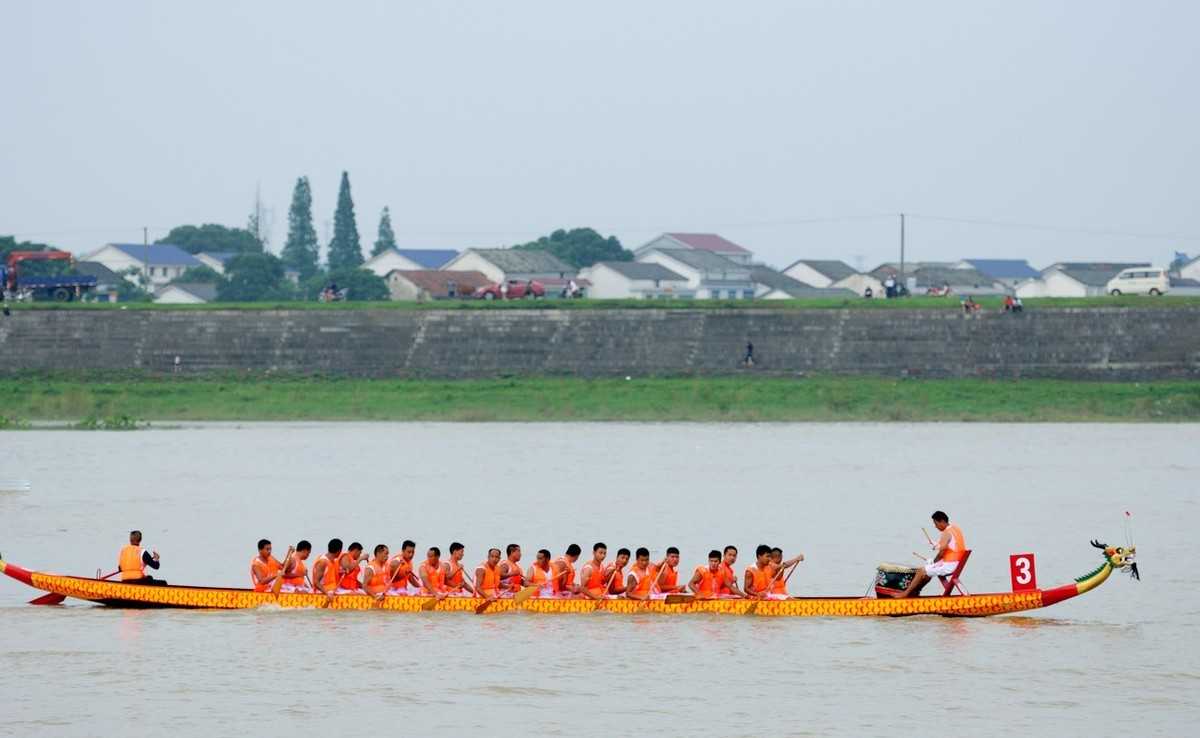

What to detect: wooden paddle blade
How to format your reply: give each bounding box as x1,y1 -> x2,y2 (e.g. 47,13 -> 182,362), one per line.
664,594 -> 693,605
513,586 -> 538,604
744,600 -> 759,615
420,597 -> 440,611
272,547 -> 294,596
29,593 -> 66,606
475,599 -> 496,614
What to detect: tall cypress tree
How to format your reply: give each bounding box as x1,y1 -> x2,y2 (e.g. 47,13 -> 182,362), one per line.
281,176 -> 318,278
372,206 -> 398,256
327,171 -> 363,269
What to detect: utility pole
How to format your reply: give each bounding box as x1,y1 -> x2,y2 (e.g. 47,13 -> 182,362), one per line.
899,213 -> 906,293
143,226 -> 150,285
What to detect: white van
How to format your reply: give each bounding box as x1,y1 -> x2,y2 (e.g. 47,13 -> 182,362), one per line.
1106,267 -> 1169,296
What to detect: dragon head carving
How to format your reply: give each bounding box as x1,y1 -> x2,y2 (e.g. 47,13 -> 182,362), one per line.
1091,539 -> 1139,580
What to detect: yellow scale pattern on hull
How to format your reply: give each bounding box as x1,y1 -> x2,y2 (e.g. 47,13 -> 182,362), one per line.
29,572 -> 1046,617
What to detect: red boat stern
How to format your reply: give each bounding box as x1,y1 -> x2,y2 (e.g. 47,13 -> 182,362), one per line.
0,557 -> 37,587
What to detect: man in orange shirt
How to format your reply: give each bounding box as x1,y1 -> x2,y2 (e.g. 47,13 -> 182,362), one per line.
744,544 -> 777,599
768,546 -> 804,599
579,542 -> 609,600
388,540 -> 421,595
118,530 -> 164,585
420,546 -> 447,601
717,545 -> 747,598
475,548 -> 503,601
605,548 -> 630,596
312,538 -> 344,603
279,540 -> 312,593
499,544 -> 524,594
443,542 -> 476,597
551,544 -> 582,596
652,547 -> 688,599
625,547 -> 658,601
362,544 -> 391,601
689,550 -> 724,599
526,548 -> 555,597
896,510 -> 967,598
250,539 -> 283,592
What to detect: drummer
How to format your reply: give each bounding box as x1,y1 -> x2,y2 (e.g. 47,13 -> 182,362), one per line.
897,510 -> 966,597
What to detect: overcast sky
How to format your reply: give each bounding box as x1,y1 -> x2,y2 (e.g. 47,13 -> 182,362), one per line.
3,1 -> 1197,270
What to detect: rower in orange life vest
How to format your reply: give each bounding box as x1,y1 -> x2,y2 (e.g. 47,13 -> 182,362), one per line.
312,538 -> 344,603
443,542 -> 476,597
526,549 -> 554,597
475,548 -> 503,601
767,546 -> 804,599
388,540 -> 421,595
551,544 -> 582,597
499,544 -> 524,594
689,550 -> 724,599
652,546 -> 688,599
717,545 -> 747,598
119,530 -> 164,585
250,538 -> 283,592
579,542 -> 609,600
337,541 -> 366,594
744,544 -> 777,599
279,540 -> 313,593
605,547 -> 630,596
420,546 -> 448,601
361,544 -> 391,602
625,547 -> 658,600
896,510 -> 966,598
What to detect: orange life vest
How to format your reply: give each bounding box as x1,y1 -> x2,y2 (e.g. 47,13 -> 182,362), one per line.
694,565 -> 719,598
659,564 -> 678,591
583,561 -> 607,596
552,557 -> 575,594
747,564 -> 772,595
365,561 -> 390,591
770,564 -> 788,595
628,564 -> 658,598
250,555 -> 282,592
528,564 -> 553,596
607,565 -> 626,594
444,559 -> 466,591
338,553 -> 362,590
716,561 -> 736,595
390,557 -> 413,589
119,545 -> 145,581
316,554 -> 340,591
502,559 -> 523,591
422,560 -> 445,593
942,524 -> 967,563
477,562 -> 501,596
282,555 -> 307,587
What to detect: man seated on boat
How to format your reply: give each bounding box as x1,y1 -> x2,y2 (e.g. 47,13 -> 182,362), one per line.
500,544 -> 524,595
443,542 -> 476,597
388,540 -> 421,595
651,547 -> 688,599
336,542 -> 366,594
362,545 -> 392,602
119,530 -> 165,586
475,548 -> 504,602
625,547 -> 659,601
718,545 -> 747,598
604,547 -> 630,597
579,542 -> 610,600
895,510 -> 966,598
312,538 -> 344,602
420,546 -> 448,602
526,548 -> 555,598
689,550 -> 724,599
250,539 -> 283,592
279,540 -> 312,593
551,544 -> 581,597
768,546 -> 804,599
744,544 -> 778,599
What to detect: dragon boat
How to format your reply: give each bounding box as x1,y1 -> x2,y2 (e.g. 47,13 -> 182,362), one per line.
0,541 -> 1136,617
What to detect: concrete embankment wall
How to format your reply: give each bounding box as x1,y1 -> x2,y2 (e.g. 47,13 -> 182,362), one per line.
1,307 -> 1198,380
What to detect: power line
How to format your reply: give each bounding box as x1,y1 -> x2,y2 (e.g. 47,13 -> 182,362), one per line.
907,214 -> 1200,242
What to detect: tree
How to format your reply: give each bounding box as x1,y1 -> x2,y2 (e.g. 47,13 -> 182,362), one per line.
156,224 -> 263,255
171,265 -> 223,284
372,206 -> 397,256
1,235 -> 56,260
281,176 -> 319,280
217,253 -> 294,302
512,228 -> 630,268
327,171 -> 363,270
301,267 -> 389,301
116,267 -> 153,303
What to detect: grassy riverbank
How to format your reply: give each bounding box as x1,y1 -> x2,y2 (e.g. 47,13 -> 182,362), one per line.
1,376 -> 1197,423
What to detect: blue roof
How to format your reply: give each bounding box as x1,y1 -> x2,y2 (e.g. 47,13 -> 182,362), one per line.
109,243 -> 201,267
395,249 -> 458,269
962,259 -> 1039,280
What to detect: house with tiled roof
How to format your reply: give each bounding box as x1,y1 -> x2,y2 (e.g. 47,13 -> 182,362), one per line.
578,261 -> 691,299
153,282 -> 218,304
1016,262 -> 1149,298
751,265 -> 854,299
442,248 -> 575,284
363,248 -> 460,277
954,259 -> 1039,288
1178,254 -> 1200,282
83,243 -> 201,287
385,269 -> 490,301
634,233 -> 753,265
635,248 -> 755,299
782,259 -> 882,298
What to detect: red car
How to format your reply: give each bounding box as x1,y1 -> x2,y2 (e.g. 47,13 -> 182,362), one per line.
474,280 -> 545,300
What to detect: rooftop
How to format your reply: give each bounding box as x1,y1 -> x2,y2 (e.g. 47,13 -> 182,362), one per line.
663,233 -> 751,254
105,243 -> 201,267
393,249 -> 459,269
157,282 -> 218,301
73,261 -> 121,283
648,247 -> 749,274
594,261 -> 687,281
783,259 -> 857,282
960,259 -> 1039,280
460,248 -> 574,274
388,269 -> 491,294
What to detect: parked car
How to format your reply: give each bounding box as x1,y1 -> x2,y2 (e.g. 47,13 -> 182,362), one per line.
1106,267 -> 1169,296
474,280 -> 545,300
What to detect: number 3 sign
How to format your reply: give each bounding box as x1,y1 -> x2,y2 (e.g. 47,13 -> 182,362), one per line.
1009,553 -> 1038,591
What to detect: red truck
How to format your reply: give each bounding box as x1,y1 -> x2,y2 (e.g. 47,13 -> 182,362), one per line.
474,280 -> 545,300
2,251 -> 97,302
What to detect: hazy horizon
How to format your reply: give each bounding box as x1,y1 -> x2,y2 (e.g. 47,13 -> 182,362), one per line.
3,1 -> 1198,270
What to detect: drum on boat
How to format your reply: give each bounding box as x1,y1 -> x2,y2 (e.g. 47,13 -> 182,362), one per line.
874,562 -> 916,598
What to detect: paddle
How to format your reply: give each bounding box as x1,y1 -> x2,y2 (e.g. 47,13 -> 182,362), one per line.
664,593 -> 694,605
593,568 -> 621,610
29,569 -> 119,606
513,585 -> 539,604
271,546 -> 295,597
476,567 -> 508,615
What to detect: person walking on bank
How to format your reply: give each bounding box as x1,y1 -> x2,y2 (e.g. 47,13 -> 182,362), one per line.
118,530 -> 165,585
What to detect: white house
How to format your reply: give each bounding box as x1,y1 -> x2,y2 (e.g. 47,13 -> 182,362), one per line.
153,282 -> 217,304
442,248 -> 575,284
578,261 -> 691,299
1017,263 -> 1149,298
636,248 -> 754,299
363,248 -> 460,277
782,259 -> 883,297
634,233 -> 753,265
194,251 -> 237,275
750,265 -> 854,299
1179,255 -> 1200,282
84,243 -> 201,287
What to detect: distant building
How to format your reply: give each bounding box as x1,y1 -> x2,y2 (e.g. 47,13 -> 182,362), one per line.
73,261 -> 122,302
782,259 -> 883,297
1178,254 -> 1200,282
954,259 -> 1040,289
1016,262 -> 1150,298
194,251 -> 238,275
153,282 -> 217,304
751,265 -> 854,299
636,248 -> 754,299
363,248 -> 460,277
578,261 -> 691,299
634,233 -> 753,265
84,243 -> 201,287
385,269 -> 490,301
907,266 -> 1008,296
442,248 -> 575,284
1169,276 -> 1200,296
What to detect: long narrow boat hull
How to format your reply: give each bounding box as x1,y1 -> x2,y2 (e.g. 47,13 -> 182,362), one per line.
1,544 -> 1134,617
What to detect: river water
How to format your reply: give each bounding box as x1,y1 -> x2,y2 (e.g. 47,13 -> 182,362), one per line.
0,423 -> 1195,737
